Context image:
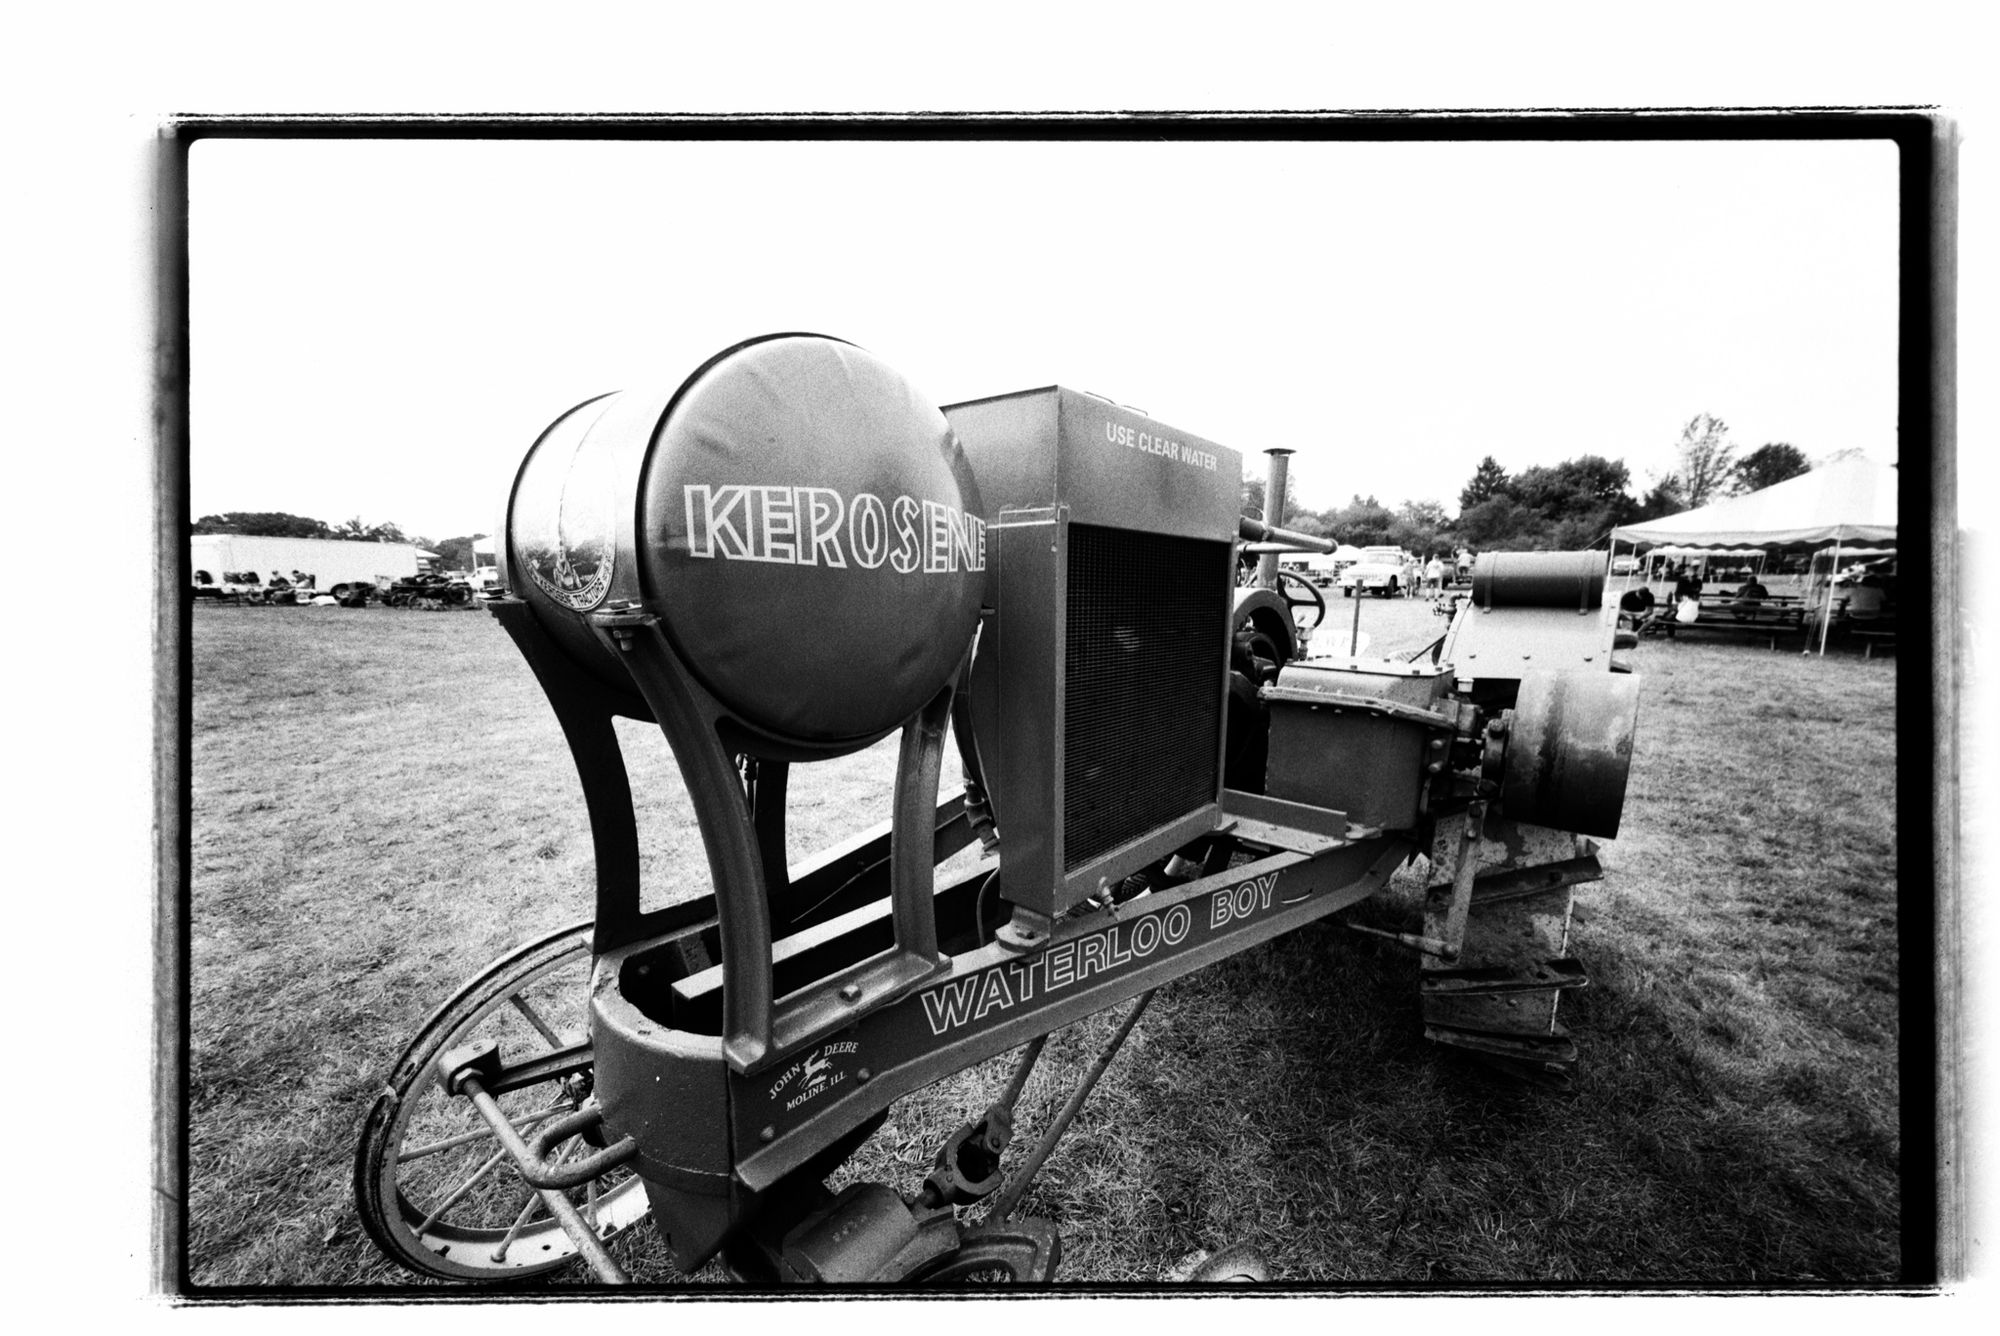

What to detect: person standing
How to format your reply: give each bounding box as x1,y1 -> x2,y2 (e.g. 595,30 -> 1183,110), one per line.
1425,555 -> 1445,596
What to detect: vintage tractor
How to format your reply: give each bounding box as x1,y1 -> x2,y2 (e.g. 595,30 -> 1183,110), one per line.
354,334 -> 1640,1285
380,573 -> 475,610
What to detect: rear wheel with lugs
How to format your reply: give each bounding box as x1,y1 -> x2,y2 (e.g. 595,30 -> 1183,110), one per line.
906,1218 -> 1062,1283
1186,1242 -> 1271,1282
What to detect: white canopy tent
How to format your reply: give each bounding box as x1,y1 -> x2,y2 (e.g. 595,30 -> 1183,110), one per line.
1609,457 -> 1898,655
1611,456 -> 1897,548
470,534 -> 500,587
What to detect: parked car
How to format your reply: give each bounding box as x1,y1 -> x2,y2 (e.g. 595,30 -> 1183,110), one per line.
1337,546 -> 1413,598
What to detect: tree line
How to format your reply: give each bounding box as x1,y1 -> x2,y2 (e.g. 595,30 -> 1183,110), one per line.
193,415 -> 1820,569
1244,416 -> 1813,556
190,512 -> 488,573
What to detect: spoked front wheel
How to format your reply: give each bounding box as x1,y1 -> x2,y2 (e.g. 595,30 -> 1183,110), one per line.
354,921 -> 652,1281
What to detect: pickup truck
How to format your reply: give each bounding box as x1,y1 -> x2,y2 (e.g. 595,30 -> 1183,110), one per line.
1337,546 -> 1412,598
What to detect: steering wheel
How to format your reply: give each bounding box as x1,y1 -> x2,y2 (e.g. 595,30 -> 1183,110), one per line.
1276,570 -> 1327,632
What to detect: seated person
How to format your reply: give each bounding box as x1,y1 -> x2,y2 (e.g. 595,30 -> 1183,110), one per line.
1730,576 -> 1768,619
1673,571 -> 1705,602
1619,586 -> 1660,633
1846,577 -> 1887,619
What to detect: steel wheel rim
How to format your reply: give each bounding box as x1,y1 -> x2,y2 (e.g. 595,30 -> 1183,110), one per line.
365,929 -> 649,1280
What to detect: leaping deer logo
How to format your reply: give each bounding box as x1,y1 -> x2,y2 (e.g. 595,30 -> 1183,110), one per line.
802,1052 -> 832,1085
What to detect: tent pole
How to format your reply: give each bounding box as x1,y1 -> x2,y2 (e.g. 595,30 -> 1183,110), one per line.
1817,536 -> 1841,657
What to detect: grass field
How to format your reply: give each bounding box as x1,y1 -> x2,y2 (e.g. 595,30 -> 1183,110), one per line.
183,592 -> 1904,1288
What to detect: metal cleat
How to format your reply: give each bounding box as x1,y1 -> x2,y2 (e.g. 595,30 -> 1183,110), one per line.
1421,813 -> 1597,1083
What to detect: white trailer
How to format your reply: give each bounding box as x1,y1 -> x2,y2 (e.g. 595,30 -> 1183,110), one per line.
189,535 -> 424,596
1277,551 -> 1343,585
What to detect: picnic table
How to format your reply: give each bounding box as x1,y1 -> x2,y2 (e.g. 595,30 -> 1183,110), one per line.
1637,592 -> 1832,650
1635,590 -> 1897,656
1850,627 -> 1898,658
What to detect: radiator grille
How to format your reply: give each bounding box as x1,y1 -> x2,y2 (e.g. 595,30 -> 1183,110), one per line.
1062,524 -> 1231,872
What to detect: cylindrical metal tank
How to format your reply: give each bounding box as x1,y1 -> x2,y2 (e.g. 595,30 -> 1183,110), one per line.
1471,550 -> 1608,610
503,334 -> 986,750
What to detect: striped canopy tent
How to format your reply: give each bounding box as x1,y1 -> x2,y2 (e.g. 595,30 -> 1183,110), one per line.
1634,545 -> 1773,582
1648,546 -> 1769,558
1610,457 -> 1898,655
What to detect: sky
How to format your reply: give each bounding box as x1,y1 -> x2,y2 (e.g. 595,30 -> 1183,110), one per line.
188,133 -> 1900,542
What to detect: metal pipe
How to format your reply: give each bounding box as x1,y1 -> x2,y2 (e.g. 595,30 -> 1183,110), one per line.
986,991 -> 1156,1223
1237,515 -> 1334,554
453,1076 -> 638,1191
1255,448 -> 1295,588
1342,920 -> 1456,957
527,1182 -> 630,1283
950,656 -> 999,853
996,1035 -> 1050,1112
1817,536 -> 1841,657
449,1076 -> 636,1283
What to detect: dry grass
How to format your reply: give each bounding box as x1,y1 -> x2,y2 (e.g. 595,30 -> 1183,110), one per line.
182,594 -> 1902,1289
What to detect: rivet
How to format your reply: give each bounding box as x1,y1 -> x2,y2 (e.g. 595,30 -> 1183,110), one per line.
840,983 -> 862,1003
760,1125 -> 775,1143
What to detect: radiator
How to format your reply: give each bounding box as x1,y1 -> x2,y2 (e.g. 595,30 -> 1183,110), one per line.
1063,524 -> 1230,871
944,387 -> 1241,918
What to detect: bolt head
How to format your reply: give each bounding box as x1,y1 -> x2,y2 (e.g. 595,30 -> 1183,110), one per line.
839,983 -> 862,1003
